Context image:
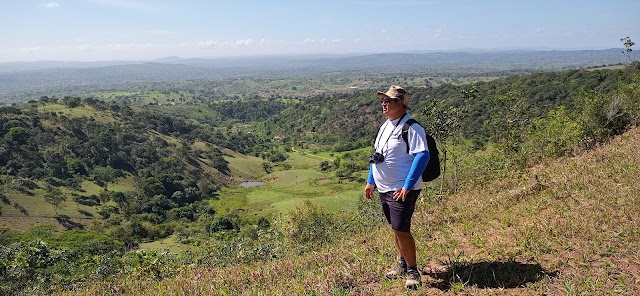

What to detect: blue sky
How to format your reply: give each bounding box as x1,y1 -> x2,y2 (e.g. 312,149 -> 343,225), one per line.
1,0 -> 638,62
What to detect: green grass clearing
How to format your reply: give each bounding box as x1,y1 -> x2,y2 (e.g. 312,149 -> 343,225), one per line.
0,184 -> 101,231
223,148 -> 266,181
40,104 -> 116,123
138,235 -> 189,253
212,168 -> 360,219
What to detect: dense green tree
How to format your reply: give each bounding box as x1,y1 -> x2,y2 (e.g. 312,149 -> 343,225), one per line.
66,158 -> 87,176
525,106 -> 584,160
62,96 -> 81,108
92,166 -> 120,191
3,127 -> 29,146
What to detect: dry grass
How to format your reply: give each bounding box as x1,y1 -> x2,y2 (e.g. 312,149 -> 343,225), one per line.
64,128 -> 640,295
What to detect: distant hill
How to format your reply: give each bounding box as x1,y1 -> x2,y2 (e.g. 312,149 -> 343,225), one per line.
0,49 -> 626,73
0,49 -> 628,102
0,60 -> 145,73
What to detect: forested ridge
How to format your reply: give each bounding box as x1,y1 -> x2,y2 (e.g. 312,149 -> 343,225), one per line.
1,60 -> 639,294
260,67 -> 633,150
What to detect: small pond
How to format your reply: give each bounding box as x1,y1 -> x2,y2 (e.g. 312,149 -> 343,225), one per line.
240,181 -> 266,188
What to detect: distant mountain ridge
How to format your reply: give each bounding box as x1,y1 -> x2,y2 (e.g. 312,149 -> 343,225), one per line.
0,49 -> 629,102
0,48 -> 625,73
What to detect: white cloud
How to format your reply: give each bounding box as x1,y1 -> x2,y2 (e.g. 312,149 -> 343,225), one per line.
39,1 -> 60,9
432,29 -> 443,40
198,41 -> 219,48
197,39 -> 268,49
236,39 -> 255,46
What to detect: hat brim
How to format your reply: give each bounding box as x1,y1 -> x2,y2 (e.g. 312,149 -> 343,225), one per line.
377,91 -> 402,100
376,91 -> 389,99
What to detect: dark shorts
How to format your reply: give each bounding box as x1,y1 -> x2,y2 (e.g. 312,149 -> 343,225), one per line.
379,190 -> 421,232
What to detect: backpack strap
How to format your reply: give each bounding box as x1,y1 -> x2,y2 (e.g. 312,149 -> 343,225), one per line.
401,119 -> 418,154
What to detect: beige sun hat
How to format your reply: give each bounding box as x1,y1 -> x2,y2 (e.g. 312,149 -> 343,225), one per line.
376,85 -> 410,103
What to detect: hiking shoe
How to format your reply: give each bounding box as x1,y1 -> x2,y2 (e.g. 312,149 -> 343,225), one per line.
405,269 -> 421,290
385,263 -> 407,279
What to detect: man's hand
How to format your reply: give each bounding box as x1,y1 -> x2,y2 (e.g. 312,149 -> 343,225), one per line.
364,183 -> 376,199
393,188 -> 409,201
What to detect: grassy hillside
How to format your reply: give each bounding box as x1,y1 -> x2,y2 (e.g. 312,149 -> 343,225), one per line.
72,127 -> 640,295
0,176 -> 134,232
222,148 -> 266,181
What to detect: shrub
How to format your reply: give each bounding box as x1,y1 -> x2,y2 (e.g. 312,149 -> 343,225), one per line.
354,195 -> 384,230
275,200 -> 344,247
120,250 -> 178,280
208,216 -> 235,233
0,240 -> 64,295
524,106 -> 584,160
205,227 -> 287,265
44,230 -> 124,256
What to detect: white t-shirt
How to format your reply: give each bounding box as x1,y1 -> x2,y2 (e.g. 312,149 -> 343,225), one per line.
372,113 -> 428,192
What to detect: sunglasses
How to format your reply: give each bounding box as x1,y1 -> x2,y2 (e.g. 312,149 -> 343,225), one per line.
380,98 -> 400,104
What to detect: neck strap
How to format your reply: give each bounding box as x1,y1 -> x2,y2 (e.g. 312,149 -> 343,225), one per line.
375,113 -> 407,152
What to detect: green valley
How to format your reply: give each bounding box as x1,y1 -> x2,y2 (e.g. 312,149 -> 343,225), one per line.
1,47 -> 639,295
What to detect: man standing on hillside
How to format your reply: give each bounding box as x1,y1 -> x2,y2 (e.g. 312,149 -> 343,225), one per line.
364,85 -> 430,290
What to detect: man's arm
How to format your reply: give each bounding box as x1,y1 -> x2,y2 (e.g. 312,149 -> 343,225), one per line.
364,163 -> 376,199
403,150 -> 430,190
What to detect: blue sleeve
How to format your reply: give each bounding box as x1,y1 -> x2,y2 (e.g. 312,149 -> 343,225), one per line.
404,150 -> 430,189
367,163 -> 375,185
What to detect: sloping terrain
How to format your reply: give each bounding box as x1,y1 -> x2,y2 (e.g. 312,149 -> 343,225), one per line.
73,127 -> 640,295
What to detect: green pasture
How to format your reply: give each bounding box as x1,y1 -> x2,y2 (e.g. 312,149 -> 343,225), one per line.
79,173 -> 136,195
138,235 -> 187,253
98,174 -> 137,193
218,149 -> 361,219
0,174 -> 138,232
211,148 -> 364,220
212,168 -> 361,219
283,151 -> 325,169
90,90 -> 190,104
87,91 -> 139,99
313,146 -> 370,160
40,104 -> 116,123
139,91 -> 184,103
587,64 -> 626,71
0,180 -> 101,231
